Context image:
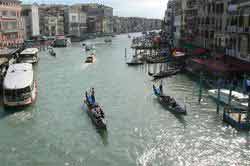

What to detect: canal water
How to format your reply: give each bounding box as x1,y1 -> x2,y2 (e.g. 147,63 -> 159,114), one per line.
0,34 -> 250,166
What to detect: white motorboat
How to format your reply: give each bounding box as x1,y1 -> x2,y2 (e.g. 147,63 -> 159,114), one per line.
19,48 -> 39,64
208,89 -> 248,110
3,63 -> 37,107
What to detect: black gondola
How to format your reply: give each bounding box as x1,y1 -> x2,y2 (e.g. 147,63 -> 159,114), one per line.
83,89 -> 107,129
152,69 -> 180,79
153,85 -> 186,114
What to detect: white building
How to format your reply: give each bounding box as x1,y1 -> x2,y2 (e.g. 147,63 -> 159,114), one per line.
21,4 -> 40,39
64,5 -> 87,39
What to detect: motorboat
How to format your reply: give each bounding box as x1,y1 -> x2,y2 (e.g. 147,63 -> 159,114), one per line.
3,63 -> 37,107
85,53 -> 96,63
208,89 -> 248,110
19,48 -> 39,64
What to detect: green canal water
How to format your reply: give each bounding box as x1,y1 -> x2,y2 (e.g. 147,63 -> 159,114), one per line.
0,34 -> 250,166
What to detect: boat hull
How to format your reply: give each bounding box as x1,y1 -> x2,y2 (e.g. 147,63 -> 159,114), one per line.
4,81 -> 38,107
208,90 -> 248,110
155,95 -> 186,114
84,103 -> 107,129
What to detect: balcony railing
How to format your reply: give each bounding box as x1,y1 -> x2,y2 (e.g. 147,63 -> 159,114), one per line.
226,26 -> 250,33
1,29 -> 18,33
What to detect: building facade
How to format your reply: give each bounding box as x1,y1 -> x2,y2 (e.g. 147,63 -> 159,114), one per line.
64,5 -> 87,38
39,5 -> 65,36
0,0 -> 24,48
21,3 -> 40,39
79,3 -> 113,34
226,0 -> 250,62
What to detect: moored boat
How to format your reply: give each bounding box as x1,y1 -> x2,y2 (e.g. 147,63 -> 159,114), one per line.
104,38 -> 112,43
19,48 -> 39,64
152,69 -> 181,79
153,84 -> 186,114
126,56 -> 143,66
208,89 -> 248,110
83,89 -> 106,129
3,63 -> 37,107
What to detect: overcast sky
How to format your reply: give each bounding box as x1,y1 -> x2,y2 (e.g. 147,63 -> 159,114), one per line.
21,0 -> 167,19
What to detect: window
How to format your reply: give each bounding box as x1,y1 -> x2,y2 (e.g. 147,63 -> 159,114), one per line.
72,16 -> 77,22
10,11 -> 16,17
248,36 -> 250,54
239,16 -> 244,27
2,11 -> 7,16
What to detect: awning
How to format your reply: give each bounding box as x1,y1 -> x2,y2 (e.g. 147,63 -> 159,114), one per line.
173,51 -> 185,57
192,48 -> 207,56
182,43 -> 196,50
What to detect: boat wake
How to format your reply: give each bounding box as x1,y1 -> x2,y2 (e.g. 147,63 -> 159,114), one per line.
9,111 -> 33,124
80,63 -> 90,70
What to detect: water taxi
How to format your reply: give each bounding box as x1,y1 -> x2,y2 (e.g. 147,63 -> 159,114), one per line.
208,89 -> 248,110
19,48 -> 39,64
85,53 -> 96,63
3,63 -> 37,107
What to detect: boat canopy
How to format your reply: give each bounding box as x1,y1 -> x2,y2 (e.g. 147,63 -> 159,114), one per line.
4,63 -> 33,90
20,48 -> 39,55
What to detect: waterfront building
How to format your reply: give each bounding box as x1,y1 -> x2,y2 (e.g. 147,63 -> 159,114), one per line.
75,3 -> 113,34
226,0 -> 250,62
164,0 -> 175,40
195,0 -> 229,52
39,4 -> 66,36
112,16 -> 121,34
64,5 -> 87,39
0,0 -> 24,48
21,3 -> 40,40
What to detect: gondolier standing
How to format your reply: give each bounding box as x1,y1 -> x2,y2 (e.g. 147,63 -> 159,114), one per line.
159,80 -> 163,94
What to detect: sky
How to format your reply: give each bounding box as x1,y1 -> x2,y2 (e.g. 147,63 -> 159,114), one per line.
21,0 -> 167,19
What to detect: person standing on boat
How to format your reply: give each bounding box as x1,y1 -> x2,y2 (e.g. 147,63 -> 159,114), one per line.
159,80 -> 163,94
85,91 -> 90,105
91,88 -> 95,104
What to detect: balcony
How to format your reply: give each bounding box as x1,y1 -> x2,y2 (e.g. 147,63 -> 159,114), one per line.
226,26 -> 237,33
226,48 -> 241,58
226,26 -> 250,34
1,29 -> 18,33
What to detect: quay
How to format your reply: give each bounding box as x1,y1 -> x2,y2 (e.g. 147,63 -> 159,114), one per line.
128,30 -> 250,130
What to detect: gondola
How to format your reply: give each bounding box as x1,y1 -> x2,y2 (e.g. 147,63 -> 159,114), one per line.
153,85 -> 186,114
126,57 -> 144,66
152,69 -> 180,79
83,90 -> 107,129
48,47 -> 56,56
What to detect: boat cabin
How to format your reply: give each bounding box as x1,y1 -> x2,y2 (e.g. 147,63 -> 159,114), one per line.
3,63 -> 37,107
19,48 -> 39,64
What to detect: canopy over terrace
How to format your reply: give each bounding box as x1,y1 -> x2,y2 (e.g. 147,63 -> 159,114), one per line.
191,55 -> 250,77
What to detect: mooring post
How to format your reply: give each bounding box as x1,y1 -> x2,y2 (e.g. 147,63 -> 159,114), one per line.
228,81 -> 233,109
247,93 -> 250,123
216,79 -> 221,113
125,48 -> 127,57
198,72 -> 203,104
